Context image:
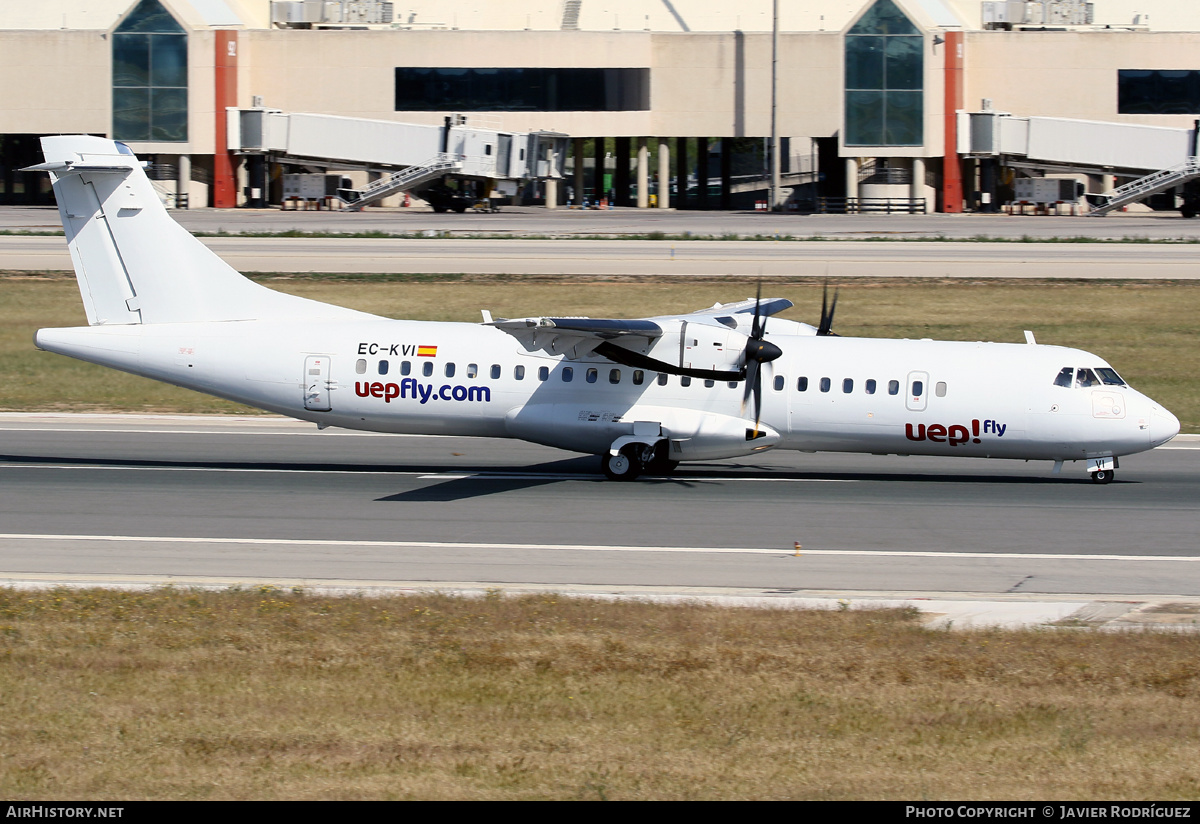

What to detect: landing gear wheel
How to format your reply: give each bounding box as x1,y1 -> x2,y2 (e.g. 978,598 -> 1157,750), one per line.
1090,469 -> 1114,484
602,450 -> 642,481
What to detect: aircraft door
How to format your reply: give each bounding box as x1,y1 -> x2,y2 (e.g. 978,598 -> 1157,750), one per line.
906,371 -> 929,412
304,355 -> 332,412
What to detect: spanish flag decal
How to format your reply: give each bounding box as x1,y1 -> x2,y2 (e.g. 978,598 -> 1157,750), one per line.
417,345 -> 438,357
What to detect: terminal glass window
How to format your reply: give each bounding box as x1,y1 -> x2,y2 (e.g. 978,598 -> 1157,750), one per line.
112,0 -> 188,142
1119,70 -> 1200,115
396,68 -> 649,112
844,0 -> 923,147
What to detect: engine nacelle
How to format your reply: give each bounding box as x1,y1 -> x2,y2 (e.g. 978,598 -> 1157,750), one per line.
505,402 -> 778,461
635,320 -> 746,374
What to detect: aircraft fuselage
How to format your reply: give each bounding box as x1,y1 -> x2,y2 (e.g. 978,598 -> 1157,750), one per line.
35,318 -> 1179,467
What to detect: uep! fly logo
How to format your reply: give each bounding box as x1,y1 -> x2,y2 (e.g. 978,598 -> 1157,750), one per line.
905,419 -> 1006,446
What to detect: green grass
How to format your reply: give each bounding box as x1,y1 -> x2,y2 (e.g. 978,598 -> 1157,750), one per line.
2,274 -> 1197,431
1,587 -> 1197,800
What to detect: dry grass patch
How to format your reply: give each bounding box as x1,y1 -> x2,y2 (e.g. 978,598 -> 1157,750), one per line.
1,275 -> 1197,431
1,587 -> 1198,800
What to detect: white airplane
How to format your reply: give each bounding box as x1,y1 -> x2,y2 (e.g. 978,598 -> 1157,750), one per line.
26,136 -> 1180,483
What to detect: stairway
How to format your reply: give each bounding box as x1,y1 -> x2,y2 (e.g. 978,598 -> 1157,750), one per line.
340,153 -> 463,211
1087,157 -> 1200,216
561,0 -> 582,30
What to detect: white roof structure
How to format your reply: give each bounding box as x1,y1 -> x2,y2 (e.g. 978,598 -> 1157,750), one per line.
4,1 -> 1200,33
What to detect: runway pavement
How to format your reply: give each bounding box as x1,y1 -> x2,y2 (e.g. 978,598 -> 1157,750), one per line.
7,204 -> 1200,241
1,414 -> 1197,630
6,234 -> 1200,279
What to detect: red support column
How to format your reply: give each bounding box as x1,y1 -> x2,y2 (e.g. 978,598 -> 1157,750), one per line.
941,30 -> 964,213
213,30 -> 238,208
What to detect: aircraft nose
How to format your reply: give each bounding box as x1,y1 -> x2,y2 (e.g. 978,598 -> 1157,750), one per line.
1150,406 -> 1181,447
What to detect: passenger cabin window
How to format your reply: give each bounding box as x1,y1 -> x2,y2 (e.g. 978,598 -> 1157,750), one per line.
467,363 -> 478,378
490,364 -> 501,379
586,368 -> 598,384
444,362 -> 455,378
355,359 -> 367,374
935,381 -> 947,397
1076,368 -> 1099,388
562,366 -> 573,382
842,378 -> 853,393
514,365 -> 525,380
912,380 -> 924,397
888,379 -> 900,395
1054,367 -> 1074,388
633,371 -> 645,385
681,376 -> 692,387
422,361 -> 434,377
401,361 -> 411,376
819,377 -> 831,393
609,369 -> 621,384
704,379 -> 715,388
657,373 -> 668,386
538,366 -> 549,381
774,375 -> 785,391
797,377 -> 809,392
727,381 -> 738,389
865,379 -> 876,395
378,360 -> 389,375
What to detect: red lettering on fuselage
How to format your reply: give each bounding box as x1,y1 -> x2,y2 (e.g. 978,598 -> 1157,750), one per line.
906,419 -> 1004,446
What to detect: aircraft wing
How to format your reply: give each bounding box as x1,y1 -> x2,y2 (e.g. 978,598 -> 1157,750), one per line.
487,297 -> 794,362
488,316 -> 663,359
674,297 -> 794,324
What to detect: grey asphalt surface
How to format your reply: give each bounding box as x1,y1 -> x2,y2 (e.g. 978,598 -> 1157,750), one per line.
6,204 -> 1200,241
7,234 -> 1200,279
1,415 -> 1197,629
3,204 -> 1198,627
6,204 -> 1200,278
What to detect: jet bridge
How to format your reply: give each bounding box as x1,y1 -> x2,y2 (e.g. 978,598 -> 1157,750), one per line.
958,111 -> 1200,215
227,108 -> 567,210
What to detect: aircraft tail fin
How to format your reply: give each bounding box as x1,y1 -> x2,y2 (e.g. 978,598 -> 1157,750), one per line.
32,135 -> 357,325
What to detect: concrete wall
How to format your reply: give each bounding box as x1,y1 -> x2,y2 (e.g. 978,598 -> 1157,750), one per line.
965,30 -> 1200,130
0,31 -> 109,135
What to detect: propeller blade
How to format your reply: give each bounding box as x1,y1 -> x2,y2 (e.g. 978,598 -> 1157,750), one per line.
817,282 -> 840,336
750,281 -> 765,340
752,363 -> 763,432
741,358 -> 759,415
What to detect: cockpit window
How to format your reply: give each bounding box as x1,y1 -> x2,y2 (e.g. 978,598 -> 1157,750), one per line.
1075,368 -> 1100,388
1096,367 -> 1127,387
1054,367 -> 1073,388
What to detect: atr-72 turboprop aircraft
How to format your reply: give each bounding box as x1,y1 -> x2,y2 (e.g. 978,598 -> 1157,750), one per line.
27,136 -> 1180,482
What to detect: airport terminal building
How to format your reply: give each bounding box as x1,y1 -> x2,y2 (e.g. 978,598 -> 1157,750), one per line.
3,0 -> 1200,212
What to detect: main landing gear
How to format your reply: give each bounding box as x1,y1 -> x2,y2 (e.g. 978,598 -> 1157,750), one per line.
600,442 -> 678,481
1090,469 -> 1114,484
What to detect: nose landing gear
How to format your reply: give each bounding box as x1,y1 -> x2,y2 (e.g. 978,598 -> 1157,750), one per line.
1087,456 -> 1118,484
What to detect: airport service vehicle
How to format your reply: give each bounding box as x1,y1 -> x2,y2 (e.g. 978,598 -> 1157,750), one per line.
27,136 -> 1180,482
